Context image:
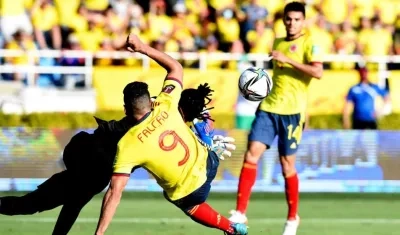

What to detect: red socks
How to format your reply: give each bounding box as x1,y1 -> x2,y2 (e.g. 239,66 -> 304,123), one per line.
236,161 -> 257,214
187,202 -> 233,233
285,173 -> 299,220
235,159 -> 299,220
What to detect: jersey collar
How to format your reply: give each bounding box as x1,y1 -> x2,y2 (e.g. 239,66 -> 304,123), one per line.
136,111 -> 151,125
285,33 -> 305,41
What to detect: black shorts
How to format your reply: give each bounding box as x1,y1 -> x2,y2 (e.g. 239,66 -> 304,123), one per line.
34,170 -> 101,213
352,119 -> 378,130
30,171 -> 71,212
36,170 -> 107,206
63,131 -> 93,171
62,131 -> 112,193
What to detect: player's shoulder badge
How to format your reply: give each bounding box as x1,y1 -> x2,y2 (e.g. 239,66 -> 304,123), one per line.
289,44 -> 297,53
162,84 -> 175,94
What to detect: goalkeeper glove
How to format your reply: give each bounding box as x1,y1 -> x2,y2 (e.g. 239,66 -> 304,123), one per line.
211,135 -> 236,160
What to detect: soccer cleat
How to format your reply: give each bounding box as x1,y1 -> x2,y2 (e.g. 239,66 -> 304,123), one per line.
282,215 -> 300,235
224,223 -> 248,235
228,210 -> 248,224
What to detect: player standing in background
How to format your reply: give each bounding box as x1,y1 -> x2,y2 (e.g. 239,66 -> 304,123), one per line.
343,67 -> 390,130
229,2 -> 323,235
94,34 -> 247,235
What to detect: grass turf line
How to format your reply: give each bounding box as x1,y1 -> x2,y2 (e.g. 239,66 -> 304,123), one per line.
0,193 -> 399,235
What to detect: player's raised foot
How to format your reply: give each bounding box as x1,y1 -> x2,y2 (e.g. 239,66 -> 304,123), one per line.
282,215 -> 300,235
224,223 -> 248,235
228,210 -> 248,224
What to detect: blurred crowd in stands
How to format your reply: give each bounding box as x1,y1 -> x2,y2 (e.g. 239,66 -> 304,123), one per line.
1,0 -> 400,86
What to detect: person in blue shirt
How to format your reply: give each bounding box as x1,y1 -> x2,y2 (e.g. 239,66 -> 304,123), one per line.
238,0 -> 268,36
343,67 -> 390,129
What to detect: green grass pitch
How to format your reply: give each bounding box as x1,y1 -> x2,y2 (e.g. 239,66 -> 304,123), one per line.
0,192 -> 399,235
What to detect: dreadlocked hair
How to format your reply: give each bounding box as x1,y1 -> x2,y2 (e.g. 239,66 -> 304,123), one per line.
179,83 -> 214,122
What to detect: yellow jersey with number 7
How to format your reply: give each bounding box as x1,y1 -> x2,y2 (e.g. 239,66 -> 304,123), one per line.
259,34 -> 323,115
113,78 -> 209,201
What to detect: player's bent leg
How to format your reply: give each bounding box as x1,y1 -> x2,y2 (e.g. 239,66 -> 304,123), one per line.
52,170 -> 110,235
232,110 -> 275,222
184,203 -> 247,235
164,151 -> 247,235
52,193 -> 95,235
0,188 -> 64,215
165,193 -> 247,235
0,171 -> 69,215
164,190 -> 248,234
0,190 -> 44,215
230,141 -> 266,223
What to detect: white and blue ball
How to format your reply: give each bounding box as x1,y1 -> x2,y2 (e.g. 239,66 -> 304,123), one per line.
238,67 -> 273,102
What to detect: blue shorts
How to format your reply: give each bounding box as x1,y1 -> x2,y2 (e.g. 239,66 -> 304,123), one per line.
163,151 -> 219,211
248,110 -> 303,156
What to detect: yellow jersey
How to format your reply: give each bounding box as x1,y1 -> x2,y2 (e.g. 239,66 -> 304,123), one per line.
378,0 -> 400,25
307,26 -> 333,55
113,78 -> 209,201
73,29 -> 103,52
320,0 -> 349,24
246,28 -> 275,54
208,0 -> 234,10
361,29 -> 393,56
216,17 -> 240,43
0,0 -> 28,16
144,14 -> 173,41
53,0 -> 80,27
5,39 -> 37,64
32,5 -> 59,31
83,0 -> 109,11
259,34 -> 323,115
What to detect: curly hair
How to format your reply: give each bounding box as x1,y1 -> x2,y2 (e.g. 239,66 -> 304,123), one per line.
179,83 -> 214,122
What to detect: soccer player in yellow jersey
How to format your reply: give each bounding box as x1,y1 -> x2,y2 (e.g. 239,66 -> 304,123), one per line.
94,34 -> 248,235
0,82 -> 235,235
229,2 -> 323,235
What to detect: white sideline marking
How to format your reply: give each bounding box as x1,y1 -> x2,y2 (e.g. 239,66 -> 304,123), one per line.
0,217 -> 399,224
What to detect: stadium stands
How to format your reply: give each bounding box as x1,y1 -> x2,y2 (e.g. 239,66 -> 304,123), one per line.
1,0 -> 400,88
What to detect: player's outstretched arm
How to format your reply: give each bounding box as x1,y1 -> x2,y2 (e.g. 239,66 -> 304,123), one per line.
126,34 -> 183,83
95,175 -> 129,235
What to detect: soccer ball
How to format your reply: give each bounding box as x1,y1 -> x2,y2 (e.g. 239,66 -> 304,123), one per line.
238,67 -> 273,102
